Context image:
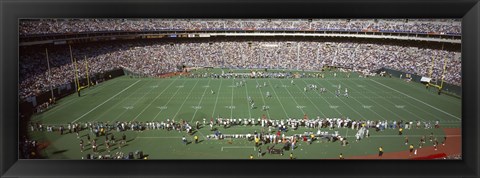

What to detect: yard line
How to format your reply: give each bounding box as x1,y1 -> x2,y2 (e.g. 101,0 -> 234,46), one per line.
254,79 -> 271,119
307,79 -> 355,117
230,79 -> 235,119
277,79 -> 305,114
71,80 -> 141,123
211,79 -> 223,118
190,79 -> 212,123
151,80 -> 188,122
111,80 -> 162,122
370,79 -> 461,120
352,79 -> 433,121
41,79 -> 119,118
172,79 -> 200,119
338,79 -> 403,120
321,78 -> 384,119
189,79 -> 211,142
89,81 -> 150,122
267,80 -> 290,118
244,80 -> 252,119
132,77 -> 178,121
221,146 -> 256,151
291,79 -> 326,118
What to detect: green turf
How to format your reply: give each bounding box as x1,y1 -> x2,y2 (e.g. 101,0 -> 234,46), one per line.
28,70 -> 461,159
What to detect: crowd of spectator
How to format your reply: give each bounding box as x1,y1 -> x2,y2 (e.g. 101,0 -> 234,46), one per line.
19,38 -> 461,100
19,19 -> 461,35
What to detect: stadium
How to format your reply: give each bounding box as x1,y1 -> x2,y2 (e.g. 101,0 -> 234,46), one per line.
19,19 -> 462,160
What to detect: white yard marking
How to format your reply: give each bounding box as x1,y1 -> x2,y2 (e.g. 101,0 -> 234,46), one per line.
296,106 -> 306,109
211,79 -> 224,118
190,79 -> 212,123
151,80 -> 187,122
371,79 -> 461,120
360,79 -> 441,121
278,79 -> 305,114
112,80 -> 163,121
225,106 -> 236,109
291,79 -> 326,117
230,79 -> 235,119
172,80 -> 200,119
42,80 -> 119,118
221,146 -> 256,151
192,106 -> 203,110
244,80 -> 252,119
303,80 -> 345,116
254,79 -> 271,119
267,80 -> 290,118
131,78 -> 177,121
395,105 -> 405,109
339,78 -> 402,119
363,105 -> 372,109
72,80 -> 141,123
340,79 -> 404,120
123,106 -> 134,110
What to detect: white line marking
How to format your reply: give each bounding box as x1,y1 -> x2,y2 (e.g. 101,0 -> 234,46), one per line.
211,79 -> 223,118
41,80 -> 119,118
191,79 -> 212,123
244,80 -> 252,119
230,79 -> 235,119
267,80 -> 290,118
278,80 -> 305,114
370,79 -> 461,120
113,80 -> 161,121
355,79 -> 431,121
151,80 -> 187,122
221,146 -> 256,151
131,77 -> 177,121
172,80 -> 200,119
72,80 -> 141,123
339,79 -> 404,119
255,79 -> 271,119
310,79 -> 362,117
292,79 -> 325,117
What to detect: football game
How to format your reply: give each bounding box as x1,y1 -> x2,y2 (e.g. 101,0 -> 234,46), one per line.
19,19 -> 462,160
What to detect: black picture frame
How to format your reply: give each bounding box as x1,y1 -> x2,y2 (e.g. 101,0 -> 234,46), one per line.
1,0 -> 479,177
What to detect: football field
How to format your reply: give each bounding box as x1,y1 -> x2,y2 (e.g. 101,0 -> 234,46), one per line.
28,70 -> 461,159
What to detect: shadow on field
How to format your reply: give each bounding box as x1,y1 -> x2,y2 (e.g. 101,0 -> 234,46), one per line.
52,149 -> 68,154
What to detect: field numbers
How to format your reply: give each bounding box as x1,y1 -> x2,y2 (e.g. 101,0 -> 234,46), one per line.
329,105 -> 339,109
192,106 -> 202,110
176,85 -> 184,88
395,105 -> 405,109
296,106 -> 306,109
157,106 -> 168,110
225,106 -> 236,109
123,106 -> 134,110
363,105 -> 372,109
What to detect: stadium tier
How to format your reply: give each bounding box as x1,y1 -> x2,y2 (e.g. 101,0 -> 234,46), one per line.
20,19 -> 461,35
19,19 -> 462,160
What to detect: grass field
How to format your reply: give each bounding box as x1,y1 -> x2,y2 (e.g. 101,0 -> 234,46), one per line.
28,70 -> 461,159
